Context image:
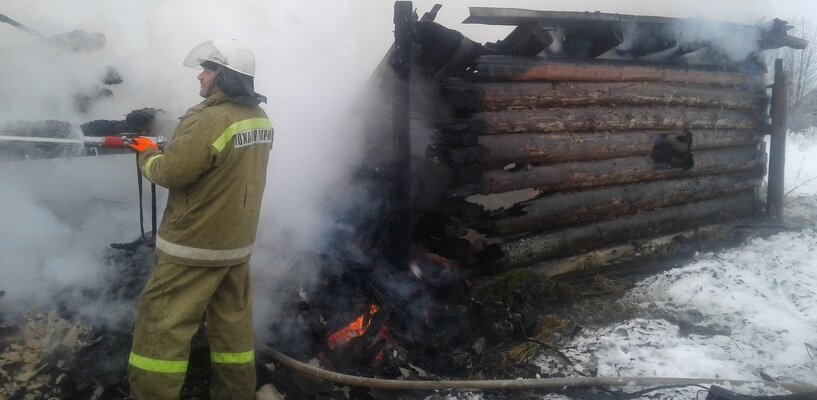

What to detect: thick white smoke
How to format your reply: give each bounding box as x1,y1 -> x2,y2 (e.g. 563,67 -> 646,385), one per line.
0,1 -> 401,325
1,0 -> 815,333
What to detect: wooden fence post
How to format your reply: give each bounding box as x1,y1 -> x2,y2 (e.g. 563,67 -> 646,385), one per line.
767,58 -> 789,220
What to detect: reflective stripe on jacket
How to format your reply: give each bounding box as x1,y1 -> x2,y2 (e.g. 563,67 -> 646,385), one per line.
138,93 -> 272,266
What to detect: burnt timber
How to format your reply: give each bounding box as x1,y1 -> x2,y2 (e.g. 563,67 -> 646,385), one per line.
361,5 -> 804,279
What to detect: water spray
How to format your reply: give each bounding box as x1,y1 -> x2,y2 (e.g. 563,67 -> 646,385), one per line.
0,133 -> 164,150
0,132 -> 166,248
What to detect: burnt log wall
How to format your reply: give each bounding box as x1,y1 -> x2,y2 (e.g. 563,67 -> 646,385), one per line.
426,56 -> 769,274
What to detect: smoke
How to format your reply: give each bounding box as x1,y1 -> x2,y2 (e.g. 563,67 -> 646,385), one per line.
1,0 -> 815,337
0,156 -> 140,318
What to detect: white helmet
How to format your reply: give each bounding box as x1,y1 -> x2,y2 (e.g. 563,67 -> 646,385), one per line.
183,39 -> 255,77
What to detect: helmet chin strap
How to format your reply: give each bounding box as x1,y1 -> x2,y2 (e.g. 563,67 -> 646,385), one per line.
203,65 -> 225,97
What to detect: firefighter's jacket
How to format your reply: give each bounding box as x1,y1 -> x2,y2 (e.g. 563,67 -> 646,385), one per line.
138,93 -> 273,267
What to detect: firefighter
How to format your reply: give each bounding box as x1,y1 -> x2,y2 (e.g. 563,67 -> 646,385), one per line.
126,39 -> 272,400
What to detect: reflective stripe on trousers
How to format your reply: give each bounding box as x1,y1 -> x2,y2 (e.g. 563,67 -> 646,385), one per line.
129,351 -> 188,373
156,235 -> 254,262
128,258 -> 255,400
211,350 -> 255,364
127,350 -> 254,373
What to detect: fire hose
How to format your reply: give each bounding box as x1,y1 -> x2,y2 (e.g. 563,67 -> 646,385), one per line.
255,342 -> 817,394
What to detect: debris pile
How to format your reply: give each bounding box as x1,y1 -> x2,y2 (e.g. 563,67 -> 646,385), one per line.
0,311 -> 96,399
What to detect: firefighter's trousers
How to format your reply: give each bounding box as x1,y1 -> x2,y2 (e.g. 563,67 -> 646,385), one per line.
128,257 -> 255,400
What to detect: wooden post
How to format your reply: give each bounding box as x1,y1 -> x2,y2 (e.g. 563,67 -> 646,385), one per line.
389,1 -> 413,265
767,58 -> 789,220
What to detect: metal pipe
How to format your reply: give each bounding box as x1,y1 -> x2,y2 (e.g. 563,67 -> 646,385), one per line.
255,342 -> 817,393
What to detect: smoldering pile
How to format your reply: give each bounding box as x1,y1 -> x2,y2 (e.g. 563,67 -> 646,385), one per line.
0,239 -> 155,400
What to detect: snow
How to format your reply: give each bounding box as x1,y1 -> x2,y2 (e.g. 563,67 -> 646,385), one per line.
785,129 -> 817,196
555,228 -> 817,396
446,133 -> 817,400
527,133 -> 817,398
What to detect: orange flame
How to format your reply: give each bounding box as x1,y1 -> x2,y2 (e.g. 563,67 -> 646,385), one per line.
327,304 -> 379,350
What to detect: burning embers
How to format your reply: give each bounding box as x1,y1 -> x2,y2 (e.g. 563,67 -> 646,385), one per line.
327,304 -> 380,350
264,250 -> 470,380
323,304 -> 396,367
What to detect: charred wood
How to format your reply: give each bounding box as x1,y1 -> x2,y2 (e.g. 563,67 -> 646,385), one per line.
426,144 -> 488,163
518,221 -> 749,279
426,237 -> 474,263
485,23 -> 554,57
561,24 -> 624,58
478,129 -> 760,166
478,146 -> 761,194
441,80 -> 767,112
431,130 -> 479,147
429,199 -> 483,220
473,106 -> 759,134
484,193 -> 756,272
416,21 -> 486,77
451,163 -> 484,184
469,56 -> 763,88
478,173 -> 758,236
388,1 -> 413,265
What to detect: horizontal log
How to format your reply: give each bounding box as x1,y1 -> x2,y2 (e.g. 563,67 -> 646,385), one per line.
477,173 -> 758,236
498,220 -> 748,279
479,146 -> 761,194
469,56 -> 763,87
474,106 -> 759,134
485,192 -> 756,272
442,80 -> 767,111
479,130 -> 760,166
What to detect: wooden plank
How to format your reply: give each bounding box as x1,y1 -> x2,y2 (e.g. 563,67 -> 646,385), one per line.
479,146 -> 760,194
479,129 -> 759,166
442,80 -> 767,111
486,192 -> 755,272
469,56 -> 762,87
478,173 -> 758,236
473,106 -> 759,134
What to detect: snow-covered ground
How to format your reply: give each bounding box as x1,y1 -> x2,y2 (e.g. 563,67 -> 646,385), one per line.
527,132 -> 817,398
439,132 -> 817,400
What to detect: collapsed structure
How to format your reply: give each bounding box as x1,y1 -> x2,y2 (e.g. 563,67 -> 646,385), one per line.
262,6 -> 812,393
360,4 -> 806,280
